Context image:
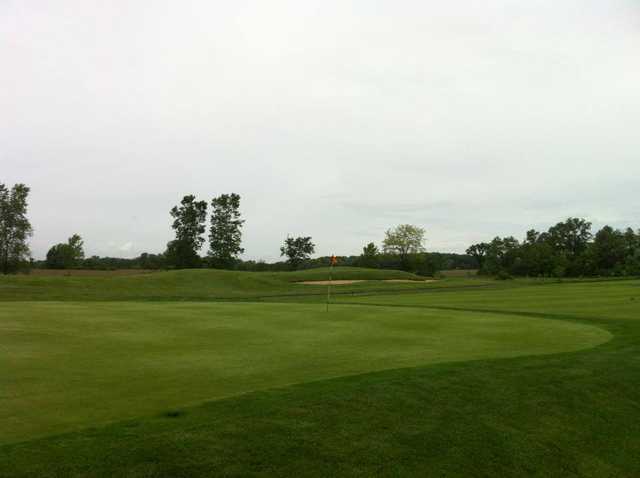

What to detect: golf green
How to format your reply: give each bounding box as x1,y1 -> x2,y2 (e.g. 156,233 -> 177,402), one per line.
1,301 -> 610,444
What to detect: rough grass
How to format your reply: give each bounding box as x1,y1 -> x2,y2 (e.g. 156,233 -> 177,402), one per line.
0,267 -> 438,301
27,269 -> 158,277
438,268 -> 478,277
1,274 -> 640,477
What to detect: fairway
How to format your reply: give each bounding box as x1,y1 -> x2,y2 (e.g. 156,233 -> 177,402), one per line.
3,274 -> 640,477
1,300 -> 609,444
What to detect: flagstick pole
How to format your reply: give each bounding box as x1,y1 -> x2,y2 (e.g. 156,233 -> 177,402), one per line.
327,261 -> 333,312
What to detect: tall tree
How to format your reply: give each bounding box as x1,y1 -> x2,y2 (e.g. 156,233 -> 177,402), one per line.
280,236 -> 315,269
359,242 -> 380,268
0,183 -> 32,274
591,226 -> 627,274
547,218 -> 592,258
46,234 -> 85,269
208,193 -> 245,268
166,195 -> 207,268
68,234 -> 85,262
382,224 -> 426,268
546,218 -> 592,275
623,228 -> 640,275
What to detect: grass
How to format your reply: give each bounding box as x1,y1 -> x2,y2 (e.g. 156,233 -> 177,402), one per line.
438,269 -> 479,277
2,301 -> 608,445
0,267 -> 444,301
26,269 -> 158,277
1,270 -> 639,476
334,277 -> 640,321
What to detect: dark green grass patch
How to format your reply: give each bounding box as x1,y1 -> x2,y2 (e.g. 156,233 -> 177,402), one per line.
2,323 -> 638,477
1,276 -> 640,477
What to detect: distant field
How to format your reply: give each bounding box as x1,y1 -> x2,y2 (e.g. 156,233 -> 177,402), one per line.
2,269 -> 640,477
28,268 -> 158,277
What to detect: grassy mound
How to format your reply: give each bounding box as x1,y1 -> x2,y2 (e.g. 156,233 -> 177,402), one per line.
279,266 -> 423,282
0,267 -> 432,301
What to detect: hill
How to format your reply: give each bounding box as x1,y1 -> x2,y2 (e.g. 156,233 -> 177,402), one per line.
0,267 -> 438,301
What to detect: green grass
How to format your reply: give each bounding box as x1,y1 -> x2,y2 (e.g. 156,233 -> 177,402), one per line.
0,267 -> 444,301
1,301 -> 608,444
335,277 -> 640,322
1,272 -> 640,477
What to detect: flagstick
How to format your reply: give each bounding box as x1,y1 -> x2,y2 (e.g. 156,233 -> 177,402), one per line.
326,261 -> 333,312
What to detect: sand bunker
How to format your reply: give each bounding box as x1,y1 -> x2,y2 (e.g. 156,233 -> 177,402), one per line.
297,280 -> 365,285
297,279 -> 437,285
383,279 -> 437,283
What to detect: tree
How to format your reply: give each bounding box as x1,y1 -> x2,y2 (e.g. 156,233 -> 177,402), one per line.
280,236 -> 315,269
519,239 -> 556,277
591,226 -> 627,275
547,218 -> 592,256
0,183 -> 33,274
165,239 -> 200,269
46,234 -> 85,269
137,252 -> 166,269
359,242 -> 379,268
208,193 -> 245,268
165,195 -> 207,268
621,228 -> 640,275
466,242 -> 490,270
524,229 -> 541,245
481,237 -> 516,275
464,218 -> 638,278
68,234 -> 85,261
543,218 -> 592,276
382,224 -> 426,268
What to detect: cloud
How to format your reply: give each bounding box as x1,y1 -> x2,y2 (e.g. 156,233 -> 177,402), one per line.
2,0 -> 639,259
118,242 -> 134,253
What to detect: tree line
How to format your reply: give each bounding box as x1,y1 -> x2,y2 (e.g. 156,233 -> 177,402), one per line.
466,217 -> 640,278
9,183 -> 634,278
161,193 -> 317,269
33,248 -> 474,274
41,202 -> 471,274
3,185 -> 468,274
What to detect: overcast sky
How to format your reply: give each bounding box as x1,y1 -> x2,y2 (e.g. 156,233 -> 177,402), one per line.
2,1 -> 639,261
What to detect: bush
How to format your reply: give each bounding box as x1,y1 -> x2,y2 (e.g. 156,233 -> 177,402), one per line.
495,270 -> 513,280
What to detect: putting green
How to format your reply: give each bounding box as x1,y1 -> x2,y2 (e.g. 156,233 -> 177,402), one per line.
1,301 -> 610,444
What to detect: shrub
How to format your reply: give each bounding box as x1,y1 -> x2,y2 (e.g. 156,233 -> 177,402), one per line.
495,270 -> 513,280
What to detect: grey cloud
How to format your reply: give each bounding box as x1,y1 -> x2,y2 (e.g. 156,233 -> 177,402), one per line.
1,0 -> 639,260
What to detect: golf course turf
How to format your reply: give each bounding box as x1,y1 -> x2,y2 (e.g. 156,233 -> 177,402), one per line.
1,268 -> 639,477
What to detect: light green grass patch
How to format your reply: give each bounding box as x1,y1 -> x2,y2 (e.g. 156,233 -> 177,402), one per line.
1,301 -> 610,444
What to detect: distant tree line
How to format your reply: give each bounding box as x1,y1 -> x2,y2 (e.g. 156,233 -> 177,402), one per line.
34,252 -> 168,271
234,251 -> 476,275
466,217 -> 640,278
22,184 -> 637,279
0,185 -> 474,276
32,249 -> 475,275
239,224 -> 474,275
